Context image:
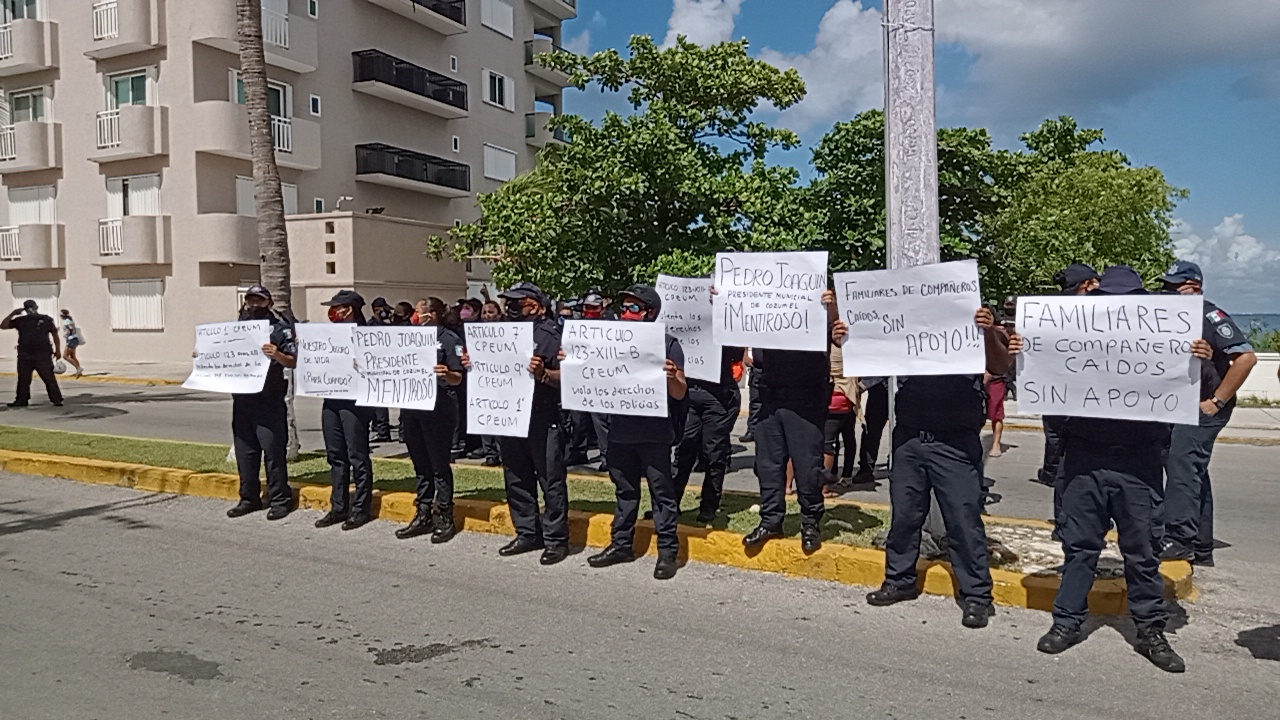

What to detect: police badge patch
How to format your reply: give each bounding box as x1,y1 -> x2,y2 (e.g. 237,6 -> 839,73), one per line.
1217,324 -> 1235,339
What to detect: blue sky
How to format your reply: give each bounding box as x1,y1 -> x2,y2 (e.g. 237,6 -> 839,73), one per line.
559,1 -> 1280,312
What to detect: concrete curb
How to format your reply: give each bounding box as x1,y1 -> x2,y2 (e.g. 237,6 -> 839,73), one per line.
1001,421 -> 1280,447
0,448 -> 1195,613
0,371 -> 183,387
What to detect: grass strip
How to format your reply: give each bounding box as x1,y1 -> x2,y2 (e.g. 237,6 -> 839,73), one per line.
0,424 -> 889,546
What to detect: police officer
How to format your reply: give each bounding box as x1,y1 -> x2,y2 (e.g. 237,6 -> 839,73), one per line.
367,297 -> 395,443
587,285 -> 688,579
742,289 -> 845,554
397,297 -> 466,543
1018,265 -> 1207,672
224,285 -> 296,520
852,377 -> 887,484
865,306 -> 1010,629
312,290 -> 378,531
673,343 -> 743,522
2,299 -> 63,407
492,283 -> 570,565
1037,264 -> 1100,492
566,288 -> 613,471
1159,260 -> 1257,565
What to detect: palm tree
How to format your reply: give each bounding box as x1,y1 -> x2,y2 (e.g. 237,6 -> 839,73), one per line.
237,0 -> 299,458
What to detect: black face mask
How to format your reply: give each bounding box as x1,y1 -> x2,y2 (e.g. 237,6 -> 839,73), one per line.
240,306 -> 272,321
505,303 -> 524,321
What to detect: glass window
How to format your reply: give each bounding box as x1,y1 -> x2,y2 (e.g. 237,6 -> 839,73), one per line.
307,0 -> 318,18
235,75 -> 287,118
110,73 -> 148,108
488,72 -> 505,107
3,0 -> 39,22
9,89 -> 45,123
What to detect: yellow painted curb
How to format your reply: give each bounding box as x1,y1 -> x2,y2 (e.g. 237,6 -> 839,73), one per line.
0,371 -> 182,387
0,448 -> 1195,614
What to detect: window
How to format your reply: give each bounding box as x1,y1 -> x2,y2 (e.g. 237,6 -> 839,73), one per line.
236,176 -> 298,216
450,56 -> 459,73
325,261 -> 336,275
307,0 -> 318,18
109,279 -> 164,331
480,0 -> 514,38
313,197 -> 325,213
232,71 -> 290,118
483,144 -> 517,181
483,70 -> 513,111
10,281 -> 59,319
324,241 -> 335,254
451,135 -> 460,153
3,0 -> 40,22
309,94 -> 321,117
5,88 -> 47,123
7,185 -> 55,225
107,70 -> 151,109
106,174 -> 161,218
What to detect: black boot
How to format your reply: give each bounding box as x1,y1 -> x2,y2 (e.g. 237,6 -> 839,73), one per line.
395,509 -> 435,539
866,583 -> 920,607
653,553 -> 678,580
1135,628 -> 1185,673
498,536 -> 544,557
1036,624 -> 1079,654
430,507 -> 457,544
226,501 -> 262,518
587,544 -> 635,568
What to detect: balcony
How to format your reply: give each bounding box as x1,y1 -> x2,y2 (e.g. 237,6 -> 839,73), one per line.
524,38 -> 572,88
355,143 -> 470,198
0,122 -> 61,174
93,215 -> 172,266
525,112 -> 567,149
529,0 -> 577,21
86,0 -> 165,60
194,214 -> 259,266
352,49 -> 468,120
190,101 -> 321,171
0,19 -> 59,76
364,0 -> 466,36
89,105 -> 168,163
192,2 -> 318,74
0,224 -> 65,271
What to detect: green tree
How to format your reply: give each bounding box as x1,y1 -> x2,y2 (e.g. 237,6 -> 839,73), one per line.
439,36 -> 815,298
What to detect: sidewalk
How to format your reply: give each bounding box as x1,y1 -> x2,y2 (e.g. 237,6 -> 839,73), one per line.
1002,400 -> 1280,441
0,357 -> 189,384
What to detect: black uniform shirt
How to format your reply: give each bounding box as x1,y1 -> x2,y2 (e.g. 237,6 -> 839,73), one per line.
10,312 -> 55,356
242,314 -> 296,404
1200,300 -> 1252,409
896,375 -> 987,434
436,326 -> 466,388
610,333 -> 685,446
1063,417 -> 1170,449
754,347 -> 829,398
531,317 -> 563,411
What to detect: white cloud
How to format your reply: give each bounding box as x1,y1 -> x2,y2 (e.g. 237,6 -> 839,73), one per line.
1171,215 -> 1280,310
564,29 -> 591,55
756,0 -> 884,133
663,0 -> 745,48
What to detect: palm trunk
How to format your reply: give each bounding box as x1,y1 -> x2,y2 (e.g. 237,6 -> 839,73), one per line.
237,0 -> 299,460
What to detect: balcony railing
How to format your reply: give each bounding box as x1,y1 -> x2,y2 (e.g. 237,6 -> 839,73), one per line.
525,38 -> 568,66
356,142 -> 470,193
96,109 -> 121,149
99,218 -> 124,256
0,227 -> 19,261
403,0 -> 466,26
0,23 -> 12,60
262,7 -> 289,49
352,49 -> 468,111
0,125 -> 14,161
93,0 -> 120,40
271,115 -> 292,152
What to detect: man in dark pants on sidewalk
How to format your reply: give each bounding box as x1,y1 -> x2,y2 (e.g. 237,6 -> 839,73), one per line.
492,283 -> 570,565
1018,265 -> 1206,673
866,307 -> 1010,629
396,297 -> 466,543
225,286 -> 296,521
1158,260 -> 1257,566
740,353 -> 762,442
312,290 -> 377,531
853,378 -> 887,483
3,300 -> 63,408
673,344 -> 742,522
588,285 -> 688,580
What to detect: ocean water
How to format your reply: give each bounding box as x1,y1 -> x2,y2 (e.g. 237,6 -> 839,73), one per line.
1235,314 -> 1280,334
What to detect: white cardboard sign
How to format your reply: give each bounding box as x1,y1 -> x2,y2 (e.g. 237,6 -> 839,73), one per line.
183,320 -> 272,394
656,275 -> 720,382
1016,295 -> 1202,425
465,322 -> 535,437
295,323 -> 357,400
835,260 -> 986,377
712,251 -> 829,352
560,320 -> 668,418
352,326 -> 439,411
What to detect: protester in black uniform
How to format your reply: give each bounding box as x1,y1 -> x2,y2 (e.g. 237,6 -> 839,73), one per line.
1159,260 -> 1257,565
313,290 -> 377,531
741,289 -> 846,554
740,350 -> 762,443
865,305 -> 1011,629
471,300 -> 505,467
489,283 -> 570,565
673,344 -> 743,522
396,297 -> 466,543
1016,265 -> 1210,672
223,286 -> 296,520
566,288 -> 613,471
367,297 -> 395,443
586,285 -> 689,579
3,299 -> 63,407
1036,264 -> 1100,491
853,377 -> 887,484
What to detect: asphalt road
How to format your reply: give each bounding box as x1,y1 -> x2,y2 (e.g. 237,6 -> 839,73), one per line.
2,473 -> 1279,720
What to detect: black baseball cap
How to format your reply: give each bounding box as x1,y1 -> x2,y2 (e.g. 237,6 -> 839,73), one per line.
22,299 -> 37,310
322,289 -> 366,308
244,284 -> 272,300
1160,260 -> 1203,285
1054,263 -> 1100,291
499,282 -> 546,303
1093,265 -> 1146,295
581,289 -> 605,306
620,284 -> 662,314
371,296 -> 390,309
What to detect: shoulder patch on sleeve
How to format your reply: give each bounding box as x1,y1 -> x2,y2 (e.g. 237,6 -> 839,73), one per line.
1206,309 -> 1226,323
1216,324 -> 1235,339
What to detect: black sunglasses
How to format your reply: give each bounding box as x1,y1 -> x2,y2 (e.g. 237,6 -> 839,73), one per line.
622,302 -> 647,313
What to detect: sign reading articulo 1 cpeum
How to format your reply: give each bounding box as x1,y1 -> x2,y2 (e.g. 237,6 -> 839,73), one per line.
352,326 -> 439,411
712,251 -> 829,352
1015,295 -> 1203,425
835,260 -> 986,377
560,320 -> 668,418
183,320 -> 272,394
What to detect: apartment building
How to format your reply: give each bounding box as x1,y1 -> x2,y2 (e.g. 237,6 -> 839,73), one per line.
0,0 -> 576,362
